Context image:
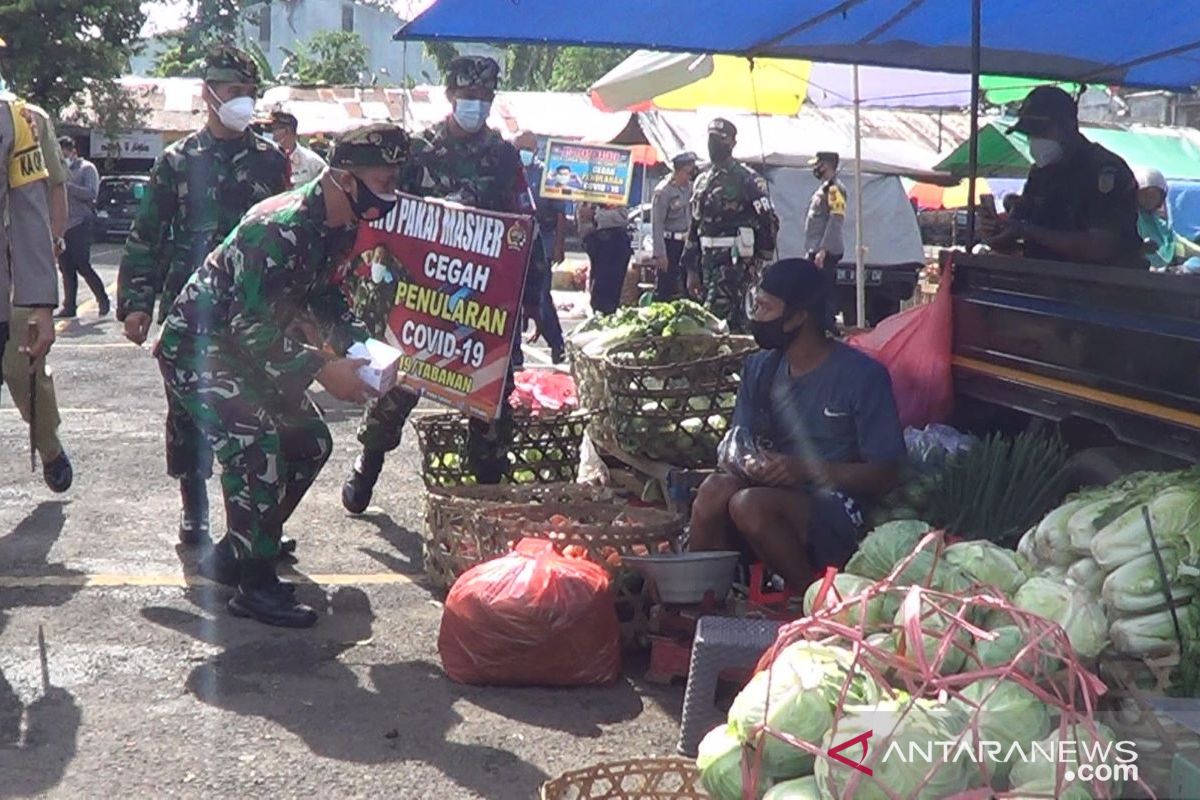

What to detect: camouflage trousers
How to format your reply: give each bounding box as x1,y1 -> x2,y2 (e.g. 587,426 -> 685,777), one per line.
165,390 -> 214,480
358,372 -> 517,485
699,249 -> 759,334
158,353 -> 331,560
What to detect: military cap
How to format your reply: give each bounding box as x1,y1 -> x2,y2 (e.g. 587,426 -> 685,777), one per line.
445,56 -> 501,91
708,117 -> 737,142
1008,85 -> 1077,136
671,151 -> 698,168
270,110 -> 299,130
329,123 -> 409,168
204,44 -> 260,85
808,151 -> 839,167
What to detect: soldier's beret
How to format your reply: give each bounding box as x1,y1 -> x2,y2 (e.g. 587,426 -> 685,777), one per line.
270,111 -> 299,130
204,44 -> 260,85
446,56 -> 501,91
708,118 -> 737,141
329,123 -> 410,168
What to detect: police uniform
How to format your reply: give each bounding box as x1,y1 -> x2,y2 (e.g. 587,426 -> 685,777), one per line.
344,56 -> 534,512
1014,142 -> 1143,267
117,45 -> 290,543
651,151 -> 695,301
680,118 -> 778,333
1006,86 -> 1143,268
804,156 -> 847,269
157,123 -> 408,627
270,110 -> 328,186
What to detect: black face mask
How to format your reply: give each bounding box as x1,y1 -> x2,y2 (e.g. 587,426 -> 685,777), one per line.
348,174 -> 397,221
812,166 -> 825,180
708,141 -> 733,163
750,315 -> 802,351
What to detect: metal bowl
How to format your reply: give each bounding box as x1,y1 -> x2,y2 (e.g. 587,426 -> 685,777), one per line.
621,551 -> 740,605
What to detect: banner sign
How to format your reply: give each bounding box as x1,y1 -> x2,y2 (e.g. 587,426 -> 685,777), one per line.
90,130 -> 164,160
348,192 -> 535,421
539,139 -> 634,206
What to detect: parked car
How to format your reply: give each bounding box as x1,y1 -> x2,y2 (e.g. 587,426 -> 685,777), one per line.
94,175 -> 149,242
628,202 -> 655,265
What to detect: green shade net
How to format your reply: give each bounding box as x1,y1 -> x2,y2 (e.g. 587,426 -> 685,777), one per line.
981,75 -> 1081,106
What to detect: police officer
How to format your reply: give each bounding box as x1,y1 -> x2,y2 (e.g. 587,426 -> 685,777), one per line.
157,123 -> 407,627
805,151 -> 846,271
651,151 -> 697,301
342,55 -> 541,513
118,45 -> 290,547
681,118 -> 778,333
989,86 -> 1143,268
269,110 -> 327,186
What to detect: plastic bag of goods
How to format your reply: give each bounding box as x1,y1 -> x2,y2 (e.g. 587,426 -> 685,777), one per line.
847,270 -> 953,429
438,538 -> 620,686
510,370 -> 578,414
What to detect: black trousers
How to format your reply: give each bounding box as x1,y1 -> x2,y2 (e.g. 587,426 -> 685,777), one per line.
59,219 -> 108,312
585,227 -> 631,315
810,251 -> 842,330
0,321 -> 7,386
653,237 -> 686,301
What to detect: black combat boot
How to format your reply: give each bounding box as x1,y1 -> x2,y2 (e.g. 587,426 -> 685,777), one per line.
178,476 -> 210,545
228,559 -> 316,628
341,448 -> 385,514
196,535 -> 241,586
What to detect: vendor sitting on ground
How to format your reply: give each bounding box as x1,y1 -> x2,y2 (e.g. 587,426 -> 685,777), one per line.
689,258 -> 904,588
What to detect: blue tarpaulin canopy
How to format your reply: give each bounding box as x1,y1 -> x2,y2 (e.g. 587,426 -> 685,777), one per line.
398,1 -> 1200,92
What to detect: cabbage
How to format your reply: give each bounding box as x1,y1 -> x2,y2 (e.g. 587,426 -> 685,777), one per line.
1037,564 -> 1068,580
943,540 -> 1030,596
960,678 -> 1052,783
1101,549 -> 1196,615
1013,577 -> 1109,659
802,573 -> 890,629
816,699 -> 979,800
728,642 -> 881,779
1109,603 -> 1199,656
1008,723 -> 1123,798
1090,487 -> 1200,570
844,521 -> 933,580
1033,498 -> 1089,567
1017,526 -> 1038,567
697,724 -> 756,800
1066,557 -> 1106,594
1066,492 -> 1129,555
763,775 -> 821,800
891,594 -> 972,674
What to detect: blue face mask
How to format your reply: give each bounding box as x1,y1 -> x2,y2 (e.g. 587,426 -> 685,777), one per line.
519,149 -> 534,167
453,99 -> 490,133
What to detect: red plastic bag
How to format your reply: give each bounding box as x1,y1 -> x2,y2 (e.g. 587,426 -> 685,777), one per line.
847,272 -> 953,429
438,538 -> 621,687
510,370 -> 578,414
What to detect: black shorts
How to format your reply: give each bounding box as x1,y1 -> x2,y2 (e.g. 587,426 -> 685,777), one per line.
805,489 -> 865,569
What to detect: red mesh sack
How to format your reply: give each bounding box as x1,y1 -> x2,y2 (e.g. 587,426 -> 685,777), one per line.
438,538 -> 621,686
847,270 -> 953,429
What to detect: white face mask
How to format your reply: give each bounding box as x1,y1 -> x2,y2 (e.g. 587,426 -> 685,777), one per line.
210,91 -> 255,133
1029,137 -> 1064,167
452,99 -> 490,133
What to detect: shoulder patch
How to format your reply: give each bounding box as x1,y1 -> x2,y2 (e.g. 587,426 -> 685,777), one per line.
1098,166 -> 1117,194
827,184 -> 846,215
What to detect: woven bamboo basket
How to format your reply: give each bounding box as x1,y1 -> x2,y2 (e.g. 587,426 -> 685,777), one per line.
474,501 -> 685,643
422,483 -> 615,590
603,335 -> 757,468
540,758 -> 707,800
413,409 -> 591,489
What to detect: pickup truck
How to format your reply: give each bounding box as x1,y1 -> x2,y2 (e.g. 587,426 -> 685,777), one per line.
950,252 -> 1200,481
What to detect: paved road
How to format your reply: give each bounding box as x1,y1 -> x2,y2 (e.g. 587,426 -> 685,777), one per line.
0,246 -> 680,798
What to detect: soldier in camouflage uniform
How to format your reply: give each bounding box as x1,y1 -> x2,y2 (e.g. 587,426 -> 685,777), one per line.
341,56 -> 542,513
156,124 -> 408,628
680,118 -> 779,333
117,45 -> 290,547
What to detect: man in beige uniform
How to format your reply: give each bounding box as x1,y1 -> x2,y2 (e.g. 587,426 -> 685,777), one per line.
2,102 -> 72,490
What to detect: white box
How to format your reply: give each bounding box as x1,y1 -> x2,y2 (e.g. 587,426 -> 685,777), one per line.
346,338 -> 403,394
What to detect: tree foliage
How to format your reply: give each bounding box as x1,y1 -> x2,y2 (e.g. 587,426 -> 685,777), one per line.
151,0 -> 255,79
292,31 -> 370,86
0,0 -> 146,119
501,45 -> 631,91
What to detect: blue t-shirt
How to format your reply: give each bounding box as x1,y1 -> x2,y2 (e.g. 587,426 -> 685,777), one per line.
732,343 -> 905,480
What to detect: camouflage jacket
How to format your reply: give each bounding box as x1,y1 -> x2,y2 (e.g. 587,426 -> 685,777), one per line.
680,159 -> 779,273
118,127 -> 289,323
157,180 -> 367,403
351,120 -> 538,338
